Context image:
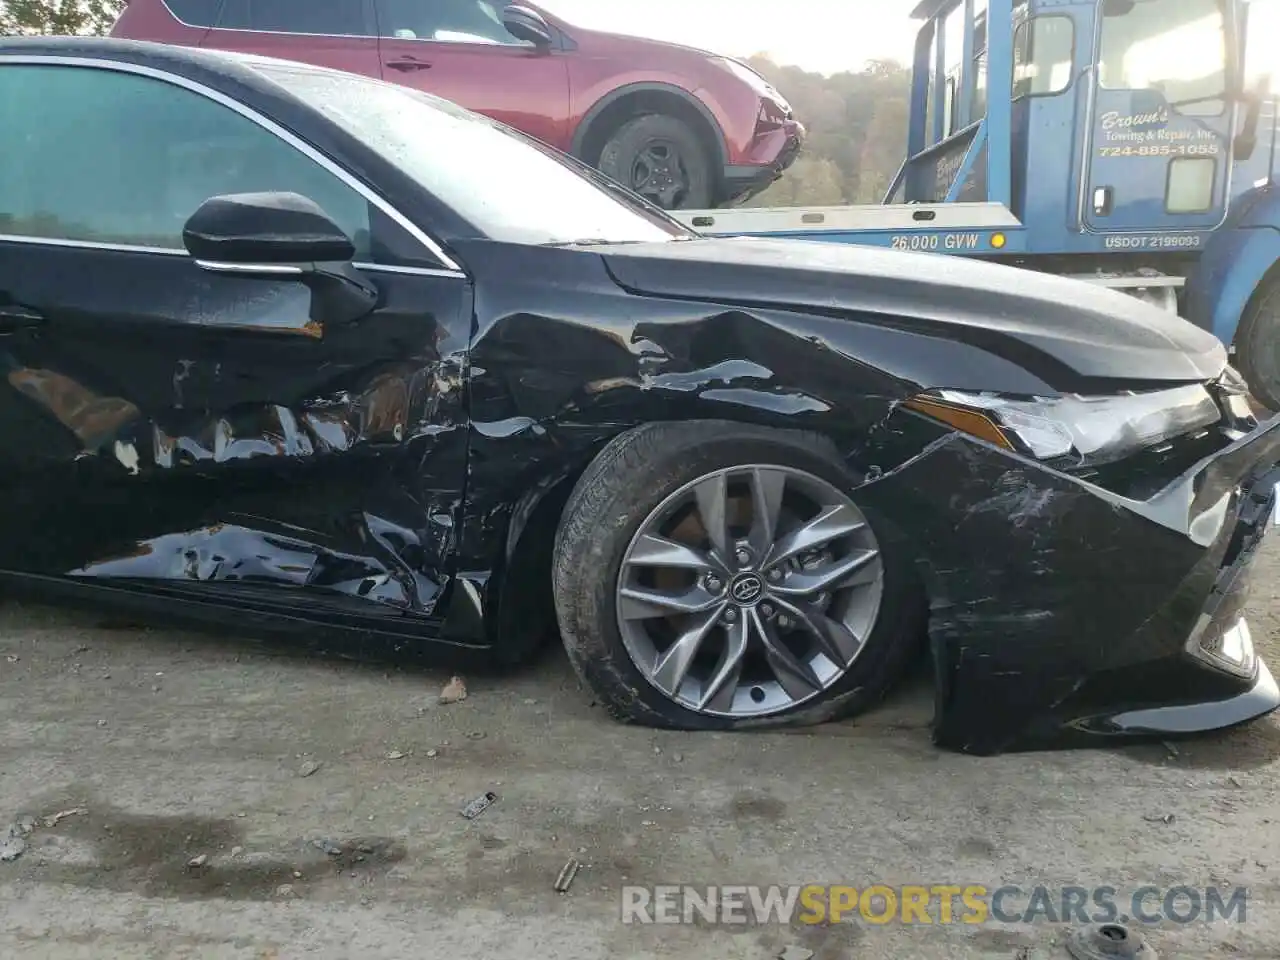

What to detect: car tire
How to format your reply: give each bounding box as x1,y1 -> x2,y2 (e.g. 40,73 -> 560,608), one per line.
1236,279 -> 1280,411
597,114 -> 714,210
552,420 -> 926,730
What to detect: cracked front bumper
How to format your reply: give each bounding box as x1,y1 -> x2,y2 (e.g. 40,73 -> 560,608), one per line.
859,411 -> 1280,755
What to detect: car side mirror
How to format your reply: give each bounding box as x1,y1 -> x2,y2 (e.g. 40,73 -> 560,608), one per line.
183,192 -> 378,327
183,191 -> 356,265
1235,72 -> 1274,161
503,4 -> 553,47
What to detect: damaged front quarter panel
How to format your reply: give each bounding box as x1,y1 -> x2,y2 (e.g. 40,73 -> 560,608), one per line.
448,240 -> 1280,753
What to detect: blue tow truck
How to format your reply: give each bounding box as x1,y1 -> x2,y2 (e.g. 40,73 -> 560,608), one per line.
673,0 -> 1280,405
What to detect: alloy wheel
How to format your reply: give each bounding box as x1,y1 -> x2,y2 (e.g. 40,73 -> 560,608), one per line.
615,465 -> 885,718
630,140 -> 691,208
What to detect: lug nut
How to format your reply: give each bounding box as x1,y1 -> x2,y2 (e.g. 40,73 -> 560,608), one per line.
735,548 -> 751,567
777,615 -> 794,630
706,575 -> 724,594
722,608 -> 739,624
760,603 -> 775,618
766,568 -> 782,582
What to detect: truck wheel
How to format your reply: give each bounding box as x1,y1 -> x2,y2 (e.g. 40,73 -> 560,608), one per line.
552,420 -> 926,730
597,114 -> 713,210
1236,280 -> 1280,411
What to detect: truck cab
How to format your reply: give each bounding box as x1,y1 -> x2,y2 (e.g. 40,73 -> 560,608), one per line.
895,0 -> 1278,261
677,0 -> 1280,404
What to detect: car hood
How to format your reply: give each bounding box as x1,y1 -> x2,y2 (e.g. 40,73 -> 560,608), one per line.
535,3 -> 723,60
600,237 -> 1227,390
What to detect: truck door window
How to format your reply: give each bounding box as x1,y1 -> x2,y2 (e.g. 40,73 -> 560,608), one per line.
1013,16 -> 1074,98
1098,0 -> 1225,115
1166,157 -> 1215,212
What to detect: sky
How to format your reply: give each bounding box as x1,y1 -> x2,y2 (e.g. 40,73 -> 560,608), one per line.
537,0 -> 921,75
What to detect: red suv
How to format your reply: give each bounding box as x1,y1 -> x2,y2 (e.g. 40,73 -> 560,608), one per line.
110,0 -> 804,210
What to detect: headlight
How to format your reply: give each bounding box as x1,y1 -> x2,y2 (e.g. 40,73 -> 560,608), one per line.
905,384 -> 1221,466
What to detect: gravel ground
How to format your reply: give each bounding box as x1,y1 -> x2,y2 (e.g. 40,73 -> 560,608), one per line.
3,541 -> 1280,959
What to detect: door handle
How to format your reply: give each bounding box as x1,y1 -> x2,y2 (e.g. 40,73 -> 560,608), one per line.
385,56 -> 432,71
1092,186 -> 1114,217
0,303 -> 44,331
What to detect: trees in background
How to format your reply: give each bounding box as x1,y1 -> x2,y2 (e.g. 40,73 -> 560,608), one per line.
0,0 -> 124,35
744,56 -> 911,207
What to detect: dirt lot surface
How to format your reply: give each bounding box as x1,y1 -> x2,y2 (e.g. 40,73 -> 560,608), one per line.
4,544 -> 1280,960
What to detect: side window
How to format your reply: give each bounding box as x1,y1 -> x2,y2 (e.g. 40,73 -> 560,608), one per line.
1097,0 -> 1225,114
0,65 -> 373,259
218,0 -> 367,36
162,0 -> 220,26
375,0 -> 526,45
1013,16 -> 1075,98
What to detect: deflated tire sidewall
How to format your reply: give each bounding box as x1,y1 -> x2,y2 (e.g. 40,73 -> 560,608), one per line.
552,420 -> 924,731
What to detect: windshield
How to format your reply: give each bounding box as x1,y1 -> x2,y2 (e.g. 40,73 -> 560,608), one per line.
251,59 -> 692,246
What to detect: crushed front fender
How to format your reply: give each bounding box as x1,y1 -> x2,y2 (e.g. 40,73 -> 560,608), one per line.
857,411 -> 1280,755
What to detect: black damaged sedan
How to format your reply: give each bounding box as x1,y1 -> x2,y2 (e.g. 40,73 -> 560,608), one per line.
1,38 -> 1278,755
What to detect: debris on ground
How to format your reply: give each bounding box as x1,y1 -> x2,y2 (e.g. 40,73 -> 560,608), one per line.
439,675 -> 468,704
1066,922 -> 1156,960
231,846 -> 244,857
1226,776 -> 1244,789
187,854 -> 208,868
465,731 -> 486,740
1,823 -> 27,862
386,750 -> 406,760
1163,741 -> 1180,759
274,883 -> 295,898
1142,813 -> 1175,825
14,815 -> 37,835
298,760 -> 320,778
425,749 -> 439,759
43,807 -> 86,827
554,856 -> 581,893
778,947 -> 815,960
672,752 -> 684,763
460,791 -> 498,820
312,839 -> 343,857
1,837 -> 26,862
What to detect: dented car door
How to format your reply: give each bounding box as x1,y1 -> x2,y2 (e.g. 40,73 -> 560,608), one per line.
0,59 -> 473,629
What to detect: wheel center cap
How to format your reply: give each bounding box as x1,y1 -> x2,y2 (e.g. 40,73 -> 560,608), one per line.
729,573 -> 764,605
